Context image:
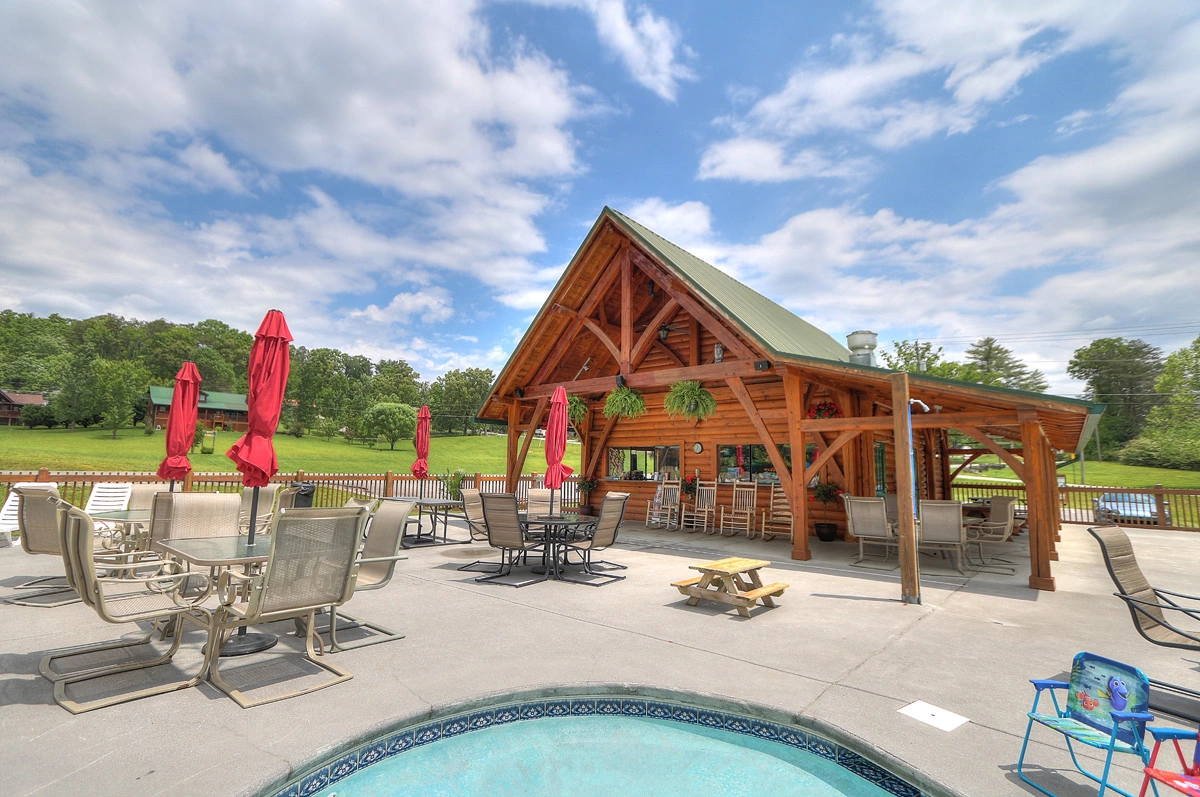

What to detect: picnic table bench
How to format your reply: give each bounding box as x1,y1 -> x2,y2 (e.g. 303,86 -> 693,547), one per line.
672,556 -> 787,618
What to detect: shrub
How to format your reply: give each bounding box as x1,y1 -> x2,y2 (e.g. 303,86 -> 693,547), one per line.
439,468 -> 468,500
287,421 -> 306,438
20,404 -> 57,428
193,420 -> 206,450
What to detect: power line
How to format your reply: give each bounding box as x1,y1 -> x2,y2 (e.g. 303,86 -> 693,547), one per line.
916,322 -> 1200,345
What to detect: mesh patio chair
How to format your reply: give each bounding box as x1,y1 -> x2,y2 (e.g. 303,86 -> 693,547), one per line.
275,485 -> 302,511
1018,651 -> 1154,797
307,499 -> 412,652
719,483 -> 757,537
526,487 -> 554,516
205,506 -> 369,708
1,482 -> 43,546
844,495 -> 897,564
760,484 -> 794,543
457,489 -> 501,573
883,493 -> 899,526
151,491 -> 242,545
475,493 -> 546,587
679,481 -> 716,533
966,494 -> 1018,572
239,483 -> 280,534
344,496 -> 378,511
5,485 -> 79,607
561,492 -> 629,586
917,500 -> 970,575
128,483 -> 169,511
41,506 -> 212,714
1089,525 -> 1200,652
646,482 -> 680,530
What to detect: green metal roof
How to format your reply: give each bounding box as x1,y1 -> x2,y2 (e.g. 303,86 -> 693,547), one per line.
148,385 -> 247,413
606,207 -> 851,363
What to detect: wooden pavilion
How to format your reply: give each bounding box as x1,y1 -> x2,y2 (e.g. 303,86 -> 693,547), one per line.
477,207 -> 1102,597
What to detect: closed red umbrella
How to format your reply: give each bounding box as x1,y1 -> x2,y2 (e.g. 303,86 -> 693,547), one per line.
156,362 -> 202,490
411,404 -> 431,481
544,386 -> 574,512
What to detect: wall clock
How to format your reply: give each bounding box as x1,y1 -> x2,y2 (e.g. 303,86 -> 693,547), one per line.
692,442 -> 704,454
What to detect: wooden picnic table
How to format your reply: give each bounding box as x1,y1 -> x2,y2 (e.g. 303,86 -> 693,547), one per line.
672,556 -> 787,618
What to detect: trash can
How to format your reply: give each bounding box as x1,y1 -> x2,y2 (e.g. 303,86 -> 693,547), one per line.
292,481 -> 316,508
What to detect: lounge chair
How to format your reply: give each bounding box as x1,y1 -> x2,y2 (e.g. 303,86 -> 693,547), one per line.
718,483 -> 757,537
42,506 -> 212,714
844,495 -> 897,564
5,485 -> 79,607
310,499 -> 412,652
760,484 -> 794,543
966,495 -> 1018,572
1141,724 -> 1200,796
205,506 -> 369,708
0,481 -> 49,549
1018,651 -> 1154,797
475,493 -> 546,587
561,492 -> 629,586
646,482 -> 680,530
917,500 -> 970,575
83,482 -> 132,543
679,481 -> 716,533
457,489 -> 500,573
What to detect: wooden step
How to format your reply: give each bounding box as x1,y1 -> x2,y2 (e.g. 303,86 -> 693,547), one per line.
671,576 -> 703,590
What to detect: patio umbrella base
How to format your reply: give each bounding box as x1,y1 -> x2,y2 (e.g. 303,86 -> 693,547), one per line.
219,631 -> 278,657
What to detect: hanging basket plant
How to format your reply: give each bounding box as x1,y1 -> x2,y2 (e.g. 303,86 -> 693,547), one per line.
807,400 -> 843,419
566,394 -> 589,427
603,386 -> 647,419
663,380 -> 717,421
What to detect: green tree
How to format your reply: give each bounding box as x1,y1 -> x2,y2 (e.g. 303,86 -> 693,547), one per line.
93,359 -> 151,439
141,322 -> 197,383
879,340 -> 966,379
53,354 -> 99,431
962,337 -> 1049,392
1068,338 -> 1164,455
20,403 -> 58,428
1120,335 -> 1200,470
428,368 -> 495,435
371,359 -> 421,405
364,402 -> 416,450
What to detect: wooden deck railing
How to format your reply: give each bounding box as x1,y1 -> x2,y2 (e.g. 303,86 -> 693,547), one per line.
0,470 -> 581,510
950,481 -> 1200,532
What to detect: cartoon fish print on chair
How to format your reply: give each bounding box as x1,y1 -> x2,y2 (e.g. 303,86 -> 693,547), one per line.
1106,676 -> 1129,711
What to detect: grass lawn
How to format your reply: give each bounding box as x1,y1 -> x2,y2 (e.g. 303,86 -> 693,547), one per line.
0,425 -> 580,475
954,454 -> 1200,489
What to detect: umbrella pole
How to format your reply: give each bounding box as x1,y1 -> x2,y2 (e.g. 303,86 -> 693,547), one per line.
246,486 -> 260,546
221,485 -> 277,656
169,479 -> 175,493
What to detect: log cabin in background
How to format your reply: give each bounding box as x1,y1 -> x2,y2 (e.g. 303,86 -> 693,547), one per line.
146,386 -> 249,432
0,389 -> 47,425
477,207 -> 1103,594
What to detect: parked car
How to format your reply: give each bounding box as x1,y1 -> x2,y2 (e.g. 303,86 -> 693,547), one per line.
1093,493 -> 1170,526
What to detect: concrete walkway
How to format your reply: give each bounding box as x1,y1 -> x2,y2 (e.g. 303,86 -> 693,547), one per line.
2,521 -> 1198,796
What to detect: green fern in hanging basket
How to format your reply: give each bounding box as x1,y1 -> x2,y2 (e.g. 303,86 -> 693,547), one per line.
603,386 -> 646,419
566,394 -> 589,426
663,380 -> 717,421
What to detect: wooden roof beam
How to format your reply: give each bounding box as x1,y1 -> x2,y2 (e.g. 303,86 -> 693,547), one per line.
523,359 -> 771,398
630,298 -> 679,368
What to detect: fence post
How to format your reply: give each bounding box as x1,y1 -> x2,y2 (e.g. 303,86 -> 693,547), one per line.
36,468 -> 50,483
384,470 -> 394,498
1154,484 -> 1168,528
474,473 -> 481,491
183,471 -> 193,492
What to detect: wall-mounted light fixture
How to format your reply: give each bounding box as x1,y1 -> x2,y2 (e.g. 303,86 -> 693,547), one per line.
713,343 -> 724,363
514,387 -> 524,398
615,374 -> 627,388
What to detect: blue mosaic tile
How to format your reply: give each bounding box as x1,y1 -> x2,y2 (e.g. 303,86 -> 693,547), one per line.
751,721 -> 779,741
468,710 -> 495,730
807,735 -> 837,760
646,701 -> 673,719
878,775 -> 922,797
276,784 -> 300,797
412,723 -> 441,747
595,698 -> 621,715
494,706 -> 520,725
327,752 -> 358,784
297,767 -> 328,797
697,710 -> 724,729
518,702 -> 545,720
620,699 -> 647,716
671,705 -> 699,724
837,750 -> 885,782
777,727 -> 806,748
385,730 -> 413,756
442,716 -> 469,737
545,700 -> 571,717
724,715 -> 752,735
358,741 -> 386,767
570,699 -> 596,715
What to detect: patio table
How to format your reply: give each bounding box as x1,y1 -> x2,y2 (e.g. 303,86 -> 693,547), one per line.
93,508 -> 154,552
672,556 -> 787,618
524,513 -> 595,580
386,497 -> 469,548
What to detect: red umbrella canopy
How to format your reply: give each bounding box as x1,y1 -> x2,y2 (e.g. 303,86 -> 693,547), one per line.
156,361 -> 203,481
226,310 -> 293,488
543,386 -> 574,489
411,404 -> 431,480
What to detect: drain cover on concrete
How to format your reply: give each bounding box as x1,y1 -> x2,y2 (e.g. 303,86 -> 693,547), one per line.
897,700 -> 969,732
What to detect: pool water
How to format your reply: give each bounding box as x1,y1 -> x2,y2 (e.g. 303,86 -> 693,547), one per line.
315,715 -> 892,796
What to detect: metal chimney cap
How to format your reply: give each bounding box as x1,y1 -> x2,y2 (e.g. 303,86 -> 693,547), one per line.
846,330 -> 878,352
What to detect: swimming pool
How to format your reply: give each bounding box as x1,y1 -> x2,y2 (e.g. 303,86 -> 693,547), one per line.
267,691 -> 928,797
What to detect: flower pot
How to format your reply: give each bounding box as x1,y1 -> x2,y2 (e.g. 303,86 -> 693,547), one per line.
575,505 -> 595,517
814,522 -> 839,542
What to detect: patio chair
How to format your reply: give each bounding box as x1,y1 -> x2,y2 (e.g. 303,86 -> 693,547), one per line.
646,481 -> 680,530
966,495 -> 1018,572
760,484 -> 794,543
149,491 -> 242,546
128,482 -> 169,511
205,506 -> 369,708
679,481 -> 716,533
308,499 -> 413,652
1141,724 -> 1200,797
275,485 -> 302,511
475,493 -> 546,588
83,482 -> 133,541
344,496 -> 378,511
917,500 -> 971,575
883,493 -> 898,526
719,483 -> 757,537
457,489 -> 501,573
1018,651 -> 1154,797
239,483 -> 280,534
0,481 -> 46,548
527,487 -> 554,517
5,485 -> 80,607
844,495 -> 897,564
1089,525 -> 1200,652
42,506 -> 212,714
561,492 -> 629,586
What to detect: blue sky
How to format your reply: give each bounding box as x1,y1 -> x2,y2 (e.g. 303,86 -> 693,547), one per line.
1,0 -> 1198,394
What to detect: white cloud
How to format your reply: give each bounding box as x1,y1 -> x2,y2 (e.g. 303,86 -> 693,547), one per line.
348,289 -> 454,325
697,137 -> 875,183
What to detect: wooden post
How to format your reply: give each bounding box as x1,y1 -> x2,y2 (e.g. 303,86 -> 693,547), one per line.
183,471 -> 194,492
891,373 -> 920,604
1153,484 -> 1167,530
620,251 -> 632,374
36,467 -> 50,483
506,400 -> 521,491
384,470 -> 394,498
1021,408 -> 1055,591
783,370 -> 810,561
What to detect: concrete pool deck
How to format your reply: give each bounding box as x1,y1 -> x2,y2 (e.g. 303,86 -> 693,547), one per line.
2,520 -> 1198,796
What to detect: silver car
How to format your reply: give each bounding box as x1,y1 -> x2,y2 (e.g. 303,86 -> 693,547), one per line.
1093,493 -> 1170,526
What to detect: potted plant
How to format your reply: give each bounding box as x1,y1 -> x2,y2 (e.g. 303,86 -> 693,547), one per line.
663,380 -> 716,421
603,386 -> 646,419
567,394 -> 589,428
681,474 -> 699,499
576,477 -> 599,516
812,479 -> 842,542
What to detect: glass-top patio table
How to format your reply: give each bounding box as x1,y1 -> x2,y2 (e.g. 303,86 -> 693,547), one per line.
523,514 -> 595,580
92,509 -> 153,523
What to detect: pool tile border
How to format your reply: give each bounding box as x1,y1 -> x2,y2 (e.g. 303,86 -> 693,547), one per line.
271,695 -> 927,797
